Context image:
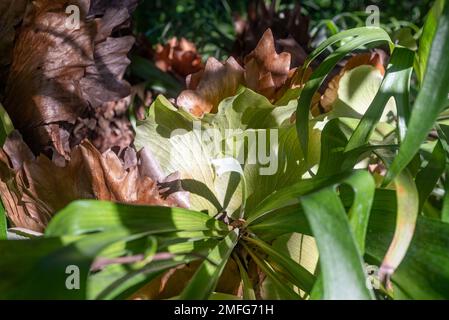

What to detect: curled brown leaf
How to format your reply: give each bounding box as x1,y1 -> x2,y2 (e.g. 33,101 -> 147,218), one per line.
0,0 -> 28,88
0,132 -> 189,232
177,57 -> 244,117
232,0 -> 310,66
3,0 -> 137,158
244,29 -> 292,100
177,28 -> 300,117
154,37 -> 203,78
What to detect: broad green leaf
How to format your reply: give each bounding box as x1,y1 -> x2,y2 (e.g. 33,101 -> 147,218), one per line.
392,28 -> 418,51
386,2 -> 449,184
180,229 -> 239,300
135,88 -> 320,218
46,200 -> 228,237
249,170 -> 375,299
301,187 -> 373,300
0,230 -> 143,299
345,171 -> 375,253
251,189 -> 449,299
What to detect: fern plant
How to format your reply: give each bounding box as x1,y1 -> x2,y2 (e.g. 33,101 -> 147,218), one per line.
0,0 -> 449,300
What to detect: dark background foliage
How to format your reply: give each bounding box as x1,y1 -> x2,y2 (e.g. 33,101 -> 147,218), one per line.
133,0 -> 433,58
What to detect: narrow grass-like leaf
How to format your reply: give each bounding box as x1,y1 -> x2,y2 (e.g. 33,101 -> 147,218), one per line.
233,253 -> 256,300
242,243 -> 301,300
443,175 -> 449,223
297,27 -> 392,159
244,236 -> 315,294
46,201 -> 228,237
248,205 -> 311,242
415,0 -> 446,84
0,202 -> 6,240
301,187 -> 373,300
246,172 -> 351,225
345,171 -> 375,253
346,47 -> 415,151
386,2 -> 449,184
437,124 -> 449,222
415,141 -> 445,209
0,230 -> 144,299
248,170 -> 374,254
179,229 -> 239,300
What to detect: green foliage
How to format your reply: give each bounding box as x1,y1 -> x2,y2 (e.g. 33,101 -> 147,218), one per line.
1,0 -> 449,301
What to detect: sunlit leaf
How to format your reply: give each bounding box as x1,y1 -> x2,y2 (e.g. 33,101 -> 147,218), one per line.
386,2 -> 449,184
179,229 -> 239,300
296,27 -> 393,159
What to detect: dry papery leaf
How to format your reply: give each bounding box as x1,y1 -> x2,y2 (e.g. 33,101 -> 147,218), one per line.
232,0 -> 310,67
154,37 -> 203,79
244,29 -> 292,100
2,0 -> 137,158
177,56 -> 244,117
177,29 -> 300,117
0,131 -> 189,232
0,0 -> 28,90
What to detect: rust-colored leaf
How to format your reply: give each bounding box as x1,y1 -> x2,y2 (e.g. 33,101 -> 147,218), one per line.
0,0 -> 28,88
154,37 -> 203,78
244,29 -> 292,100
177,28 -> 301,117
232,0 -> 310,66
0,132 -> 189,232
177,57 -> 244,117
3,0 -> 137,158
